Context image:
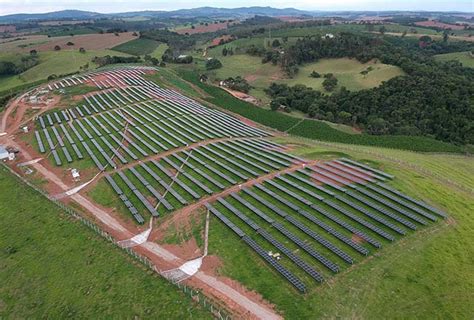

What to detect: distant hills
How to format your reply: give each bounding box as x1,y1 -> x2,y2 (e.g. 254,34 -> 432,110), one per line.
0,7 -> 313,22
0,6 -> 471,23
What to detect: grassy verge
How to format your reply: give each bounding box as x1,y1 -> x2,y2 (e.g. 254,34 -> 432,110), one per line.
0,166 -> 211,319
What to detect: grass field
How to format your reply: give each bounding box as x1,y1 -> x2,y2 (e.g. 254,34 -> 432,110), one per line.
203,54 -> 403,101
207,135 -> 474,319
112,38 -> 161,56
434,51 -> 474,68
0,166 -> 211,319
151,43 -> 169,59
0,50 -> 130,91
282,58 -> 404,92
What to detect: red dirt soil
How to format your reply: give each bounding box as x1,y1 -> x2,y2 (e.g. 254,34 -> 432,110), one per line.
176,22 -> 231,35
27,32 -> 138,52
415,20 -> 465,30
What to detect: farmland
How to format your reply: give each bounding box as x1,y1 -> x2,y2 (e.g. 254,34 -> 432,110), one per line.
0,32 -> 138,53
112,38 -> 161,56
0,50 -> 131,91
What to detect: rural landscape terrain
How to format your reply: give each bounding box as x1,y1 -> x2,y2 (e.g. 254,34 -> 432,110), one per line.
0,4 -> 473,319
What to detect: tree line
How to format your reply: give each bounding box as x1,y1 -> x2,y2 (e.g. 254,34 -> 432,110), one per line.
265,33 -> 474,145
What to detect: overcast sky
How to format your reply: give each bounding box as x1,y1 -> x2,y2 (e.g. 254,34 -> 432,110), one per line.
0,0 -> 472,16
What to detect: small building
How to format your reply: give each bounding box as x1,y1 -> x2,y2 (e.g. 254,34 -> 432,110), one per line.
71,168 -> 80,181
0,146 -> 10,160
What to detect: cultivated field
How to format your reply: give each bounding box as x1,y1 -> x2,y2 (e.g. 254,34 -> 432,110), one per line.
0,50 -> 130,91
175,22 -> 230,35
112,38 -> 161,56
0,32 -> 138,53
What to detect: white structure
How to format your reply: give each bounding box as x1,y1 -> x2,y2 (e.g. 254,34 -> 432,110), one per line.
0,146 -> 10,160
71,168 -> 80,180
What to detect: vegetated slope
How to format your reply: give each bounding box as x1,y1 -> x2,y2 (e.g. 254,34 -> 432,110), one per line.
173,68 -> 462,153
0,167 -> 210,319
208,135 -> 474,319
0,50 -> 130,93
434,51 -> 474,68
112,38 -> 161,56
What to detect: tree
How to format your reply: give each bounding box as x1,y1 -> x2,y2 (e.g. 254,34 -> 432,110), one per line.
205,58 -> 222,70
79,47 -> 86,53
222,47 -> 228,56
54,45 -> 61,51
310,71 -> 321,78
323,75 -> 338,91
272,39 -> 281,48
379,25 -> 386,34
29,49 -> 38,56
191,25 -> 195,29
367,117 -> 389,135
66,41 -> 74,46
443,31 -> 449,42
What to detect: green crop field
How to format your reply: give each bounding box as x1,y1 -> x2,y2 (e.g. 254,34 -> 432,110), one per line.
434,51 -> 474,68
207,135 -> 474,319
0,166 -> 211,319
112,38 -> 161,56
0,50 -> 131,91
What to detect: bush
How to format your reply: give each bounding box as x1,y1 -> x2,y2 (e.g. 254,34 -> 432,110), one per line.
54,45 -> 61,51
205,58 -> 223,70
322,75 -> 338,91
310,71 -> 321,78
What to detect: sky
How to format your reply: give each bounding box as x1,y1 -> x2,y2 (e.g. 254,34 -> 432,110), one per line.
0,0 -> 472,16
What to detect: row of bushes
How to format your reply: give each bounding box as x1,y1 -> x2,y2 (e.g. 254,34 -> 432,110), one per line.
177,69 -> 463,153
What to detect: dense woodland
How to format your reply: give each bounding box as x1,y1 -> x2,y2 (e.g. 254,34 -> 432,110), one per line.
264,33 -> 474,145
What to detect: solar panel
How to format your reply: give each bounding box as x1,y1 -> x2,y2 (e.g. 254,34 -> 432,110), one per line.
340,158 -> 394,179
35,131 -> 46,153
140,163 -> 187,205
247,185 -> 371,255
366,184 -> 437,222
377,182 -> 447,218
152,160 -> 200,199
62,147 -> 73,163
51,149 -> 62,166
205,203 -> 306,292
182,150 -> 236,184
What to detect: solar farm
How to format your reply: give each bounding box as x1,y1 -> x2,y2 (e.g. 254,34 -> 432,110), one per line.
18,65 -> 448,305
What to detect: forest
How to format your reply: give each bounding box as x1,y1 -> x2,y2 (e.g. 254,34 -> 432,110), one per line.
265,33 -> 474,145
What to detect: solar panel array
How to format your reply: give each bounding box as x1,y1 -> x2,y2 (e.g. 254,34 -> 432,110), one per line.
32,67 -> 448,292
205,158 -> 447,291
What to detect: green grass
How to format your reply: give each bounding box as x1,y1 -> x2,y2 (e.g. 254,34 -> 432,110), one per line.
208,135 -> 474,319
0,166 -> 211,319
151,43 -> 169,59
0,50 -> 131,91
112,38 -> 161,56
281,58 -> 404,92
434,51 -> 474,68
201,54 -> 403,101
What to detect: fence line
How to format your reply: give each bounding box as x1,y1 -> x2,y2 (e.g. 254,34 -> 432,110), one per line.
2,163 -> 231,320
